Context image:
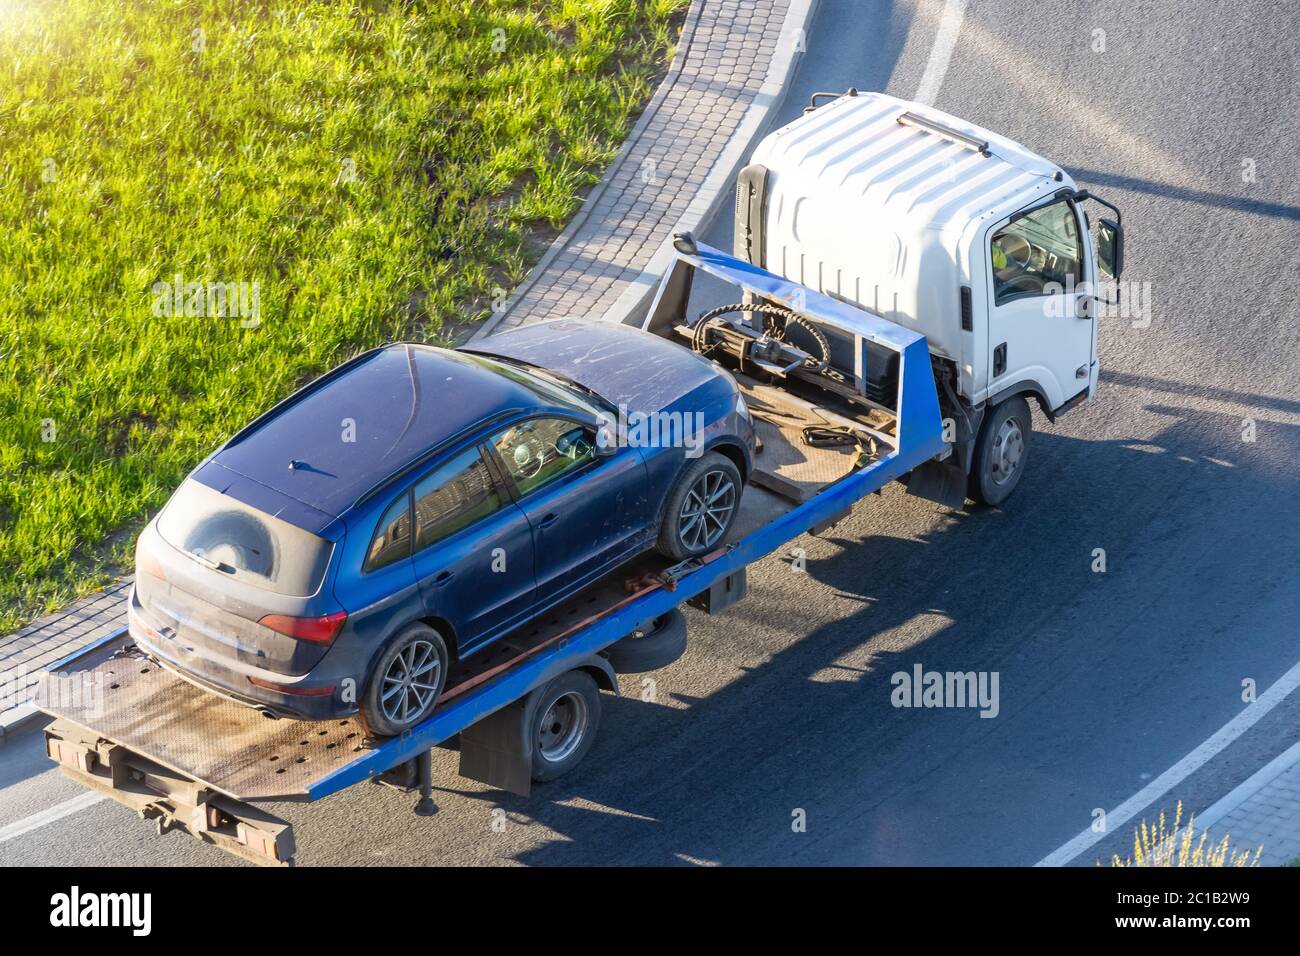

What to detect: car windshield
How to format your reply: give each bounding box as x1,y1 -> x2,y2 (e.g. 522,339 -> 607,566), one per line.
156,479 -> 333,596
462,354 -> 611,416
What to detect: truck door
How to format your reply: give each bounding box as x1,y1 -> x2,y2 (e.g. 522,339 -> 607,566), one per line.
984,197 -> 1094,410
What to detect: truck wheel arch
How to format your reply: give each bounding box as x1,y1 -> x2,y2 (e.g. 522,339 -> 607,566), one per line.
986,381 -> 1056,424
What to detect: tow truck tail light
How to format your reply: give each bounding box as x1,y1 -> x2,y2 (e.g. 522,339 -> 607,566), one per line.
258,610 -> 347,645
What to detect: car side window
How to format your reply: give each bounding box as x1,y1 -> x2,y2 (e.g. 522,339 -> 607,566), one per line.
991,200 -> 1081,305
412,446 -> 503,551
365,493 -> 412,572
490,417 -> 596,498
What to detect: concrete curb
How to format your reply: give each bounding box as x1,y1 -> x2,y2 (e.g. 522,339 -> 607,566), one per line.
472,0 -> 819,340
0,702 -> 43,745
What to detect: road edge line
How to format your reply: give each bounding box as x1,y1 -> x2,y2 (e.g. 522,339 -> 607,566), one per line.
0,791 -> 106,844
1035,656 -> 1300,866
914,0 -> 969,105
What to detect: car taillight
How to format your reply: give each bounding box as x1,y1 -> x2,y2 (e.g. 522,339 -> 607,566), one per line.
257,610 -> 347,645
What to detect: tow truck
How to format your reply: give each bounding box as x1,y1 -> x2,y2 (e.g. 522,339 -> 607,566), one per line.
34,91 -> 1121,865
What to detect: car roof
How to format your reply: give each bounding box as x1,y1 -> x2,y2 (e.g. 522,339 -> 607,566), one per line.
202,344 -> 540,528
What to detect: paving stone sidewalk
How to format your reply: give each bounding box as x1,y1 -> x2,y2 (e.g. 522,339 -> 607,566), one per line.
0,579 -> 130,735
1196,741 -> 1300,866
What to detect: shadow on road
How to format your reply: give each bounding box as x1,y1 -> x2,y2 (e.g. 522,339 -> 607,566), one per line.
442,401 -> 1300,865
1068,168 -> 1300,223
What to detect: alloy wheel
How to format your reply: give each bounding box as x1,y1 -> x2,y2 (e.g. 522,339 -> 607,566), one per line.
380,639 -> 441,725
677,468 -> 737,551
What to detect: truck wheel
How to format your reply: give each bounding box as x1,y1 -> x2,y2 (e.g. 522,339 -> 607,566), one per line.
606,608 -> 688,673
361,623 -> 449,737
530,671 -> 602,783
969,396 -> 1032,506
656,452 -> 743,560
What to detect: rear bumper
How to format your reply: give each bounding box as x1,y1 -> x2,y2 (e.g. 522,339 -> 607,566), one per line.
128,587 -> 353,721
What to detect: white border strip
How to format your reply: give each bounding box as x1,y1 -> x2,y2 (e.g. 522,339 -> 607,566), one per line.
1035,657 -> 1300,866
914,0 -> 969,105
0,791 -> 105,844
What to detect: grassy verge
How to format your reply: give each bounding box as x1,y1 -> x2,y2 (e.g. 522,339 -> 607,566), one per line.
0,0 -> 687,631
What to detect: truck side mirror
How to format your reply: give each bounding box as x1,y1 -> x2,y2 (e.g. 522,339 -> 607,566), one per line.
1098,219 -> 1123,280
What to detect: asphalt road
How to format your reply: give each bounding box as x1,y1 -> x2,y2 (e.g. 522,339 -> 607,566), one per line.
2,0 -> 1298,866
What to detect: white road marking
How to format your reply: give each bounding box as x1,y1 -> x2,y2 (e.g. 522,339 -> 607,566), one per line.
0,791 -> 105,844
1035,656 -> 1300,866
914,0 -> 970,105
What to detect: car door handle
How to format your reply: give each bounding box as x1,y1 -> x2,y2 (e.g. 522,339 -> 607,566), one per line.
430,570 -> 454,587
538,512 -> 561,529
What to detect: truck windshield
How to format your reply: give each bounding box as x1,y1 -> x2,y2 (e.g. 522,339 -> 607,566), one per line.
156,480 -> 333,596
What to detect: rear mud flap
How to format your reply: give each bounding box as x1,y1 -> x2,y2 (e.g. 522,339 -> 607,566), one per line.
903,458 -> 969,508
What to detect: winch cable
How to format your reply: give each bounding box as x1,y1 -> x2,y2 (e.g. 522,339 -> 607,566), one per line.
690,303 -> 831,374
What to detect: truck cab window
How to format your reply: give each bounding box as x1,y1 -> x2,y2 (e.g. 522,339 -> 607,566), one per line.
991,200 -> 1081,305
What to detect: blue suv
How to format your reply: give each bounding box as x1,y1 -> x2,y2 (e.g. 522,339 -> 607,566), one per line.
129,319 -> 754,735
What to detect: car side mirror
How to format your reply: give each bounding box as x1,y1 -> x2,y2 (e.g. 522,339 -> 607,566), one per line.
587,419 -> 618,458
1098,218 -> 1123,280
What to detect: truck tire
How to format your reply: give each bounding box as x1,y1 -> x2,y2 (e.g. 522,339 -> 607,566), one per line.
361,623 -> 449,738
529,671 -> 602,783
969,396 -> 1031,506
606,608 -> 688,674
656,452 -> 743,560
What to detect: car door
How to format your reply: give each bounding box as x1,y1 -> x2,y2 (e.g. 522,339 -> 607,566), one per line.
408,444 -> 536,656
984,196 -> 1094,410
487,416 -> 650,603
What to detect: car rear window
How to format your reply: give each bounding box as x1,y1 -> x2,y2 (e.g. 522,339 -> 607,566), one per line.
156,479 -> 333,596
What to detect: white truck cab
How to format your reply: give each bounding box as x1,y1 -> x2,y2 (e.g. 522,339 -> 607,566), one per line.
734,90 -> 1124,503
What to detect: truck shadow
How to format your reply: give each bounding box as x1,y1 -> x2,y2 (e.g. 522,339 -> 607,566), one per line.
481,400 -> 1300,864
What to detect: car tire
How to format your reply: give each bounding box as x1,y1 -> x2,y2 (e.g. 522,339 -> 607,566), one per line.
529,671 -> 602,783
606,608 -> 688,674
361,623 -> 450,738
969,396 -> 1032,506
656,452 -> 743,560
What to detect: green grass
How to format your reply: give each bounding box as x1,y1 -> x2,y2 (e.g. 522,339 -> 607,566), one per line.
0,0 -> 687,630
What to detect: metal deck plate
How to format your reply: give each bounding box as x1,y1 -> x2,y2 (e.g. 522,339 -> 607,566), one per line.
37,644 -> 365,801
738,380 -> 863,501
